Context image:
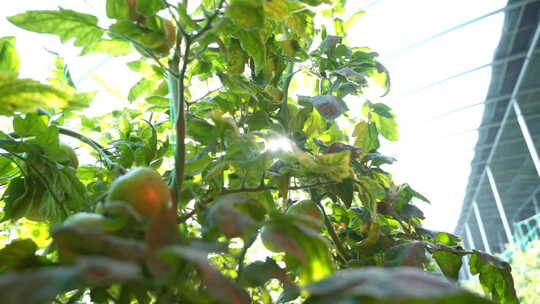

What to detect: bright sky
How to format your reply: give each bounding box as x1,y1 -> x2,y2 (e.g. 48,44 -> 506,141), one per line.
0,0 -> 508,232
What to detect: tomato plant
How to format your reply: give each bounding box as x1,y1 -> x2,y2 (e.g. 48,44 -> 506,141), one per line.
0,1 -> 519,303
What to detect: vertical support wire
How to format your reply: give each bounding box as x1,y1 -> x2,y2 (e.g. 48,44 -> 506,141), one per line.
486,166 -> 515,244
472,201 -> 491,254
513,101 -> 540,177
465,223 -> 477,249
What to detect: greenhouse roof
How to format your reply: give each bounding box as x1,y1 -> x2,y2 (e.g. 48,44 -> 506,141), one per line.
455,0 -> 540,253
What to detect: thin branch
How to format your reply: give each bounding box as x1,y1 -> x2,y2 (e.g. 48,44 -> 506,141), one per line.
162,0 -> 181,27
187,86 -> 223,106
199,181 -> 337,206
57,127 -> 117,168
192,0 -> 226,41
177,209 -> 196,223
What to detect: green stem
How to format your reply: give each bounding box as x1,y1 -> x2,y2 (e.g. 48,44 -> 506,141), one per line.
171,38 -> 191,212
278,63 -> 294,132
57,127 -> 117,170
236,236 -> 256,282
314,200 -> 351,262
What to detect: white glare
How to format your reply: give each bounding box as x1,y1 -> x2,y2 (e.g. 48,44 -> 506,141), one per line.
266,137 -> 293,153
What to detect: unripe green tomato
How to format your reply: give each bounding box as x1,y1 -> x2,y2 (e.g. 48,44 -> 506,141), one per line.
107,167 -> 171,216
286,199 -> 324,231
260,224 -> 305,261
64,212 -> 106,228
59,142 -> 79,168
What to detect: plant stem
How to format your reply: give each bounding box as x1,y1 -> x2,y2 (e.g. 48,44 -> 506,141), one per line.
172,38 -> 191,211
169,1 -> 225,210
315,200 -> 351,262
57,127 -> 117,170
236,236 -> 256,282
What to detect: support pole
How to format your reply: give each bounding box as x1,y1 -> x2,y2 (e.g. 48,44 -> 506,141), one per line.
513,101 -> 540,177
486,166 -> 514,244
472,201 -> 491,254
465,224 -> 476,249
463,223 -> 476,280
533,195 -> 540,214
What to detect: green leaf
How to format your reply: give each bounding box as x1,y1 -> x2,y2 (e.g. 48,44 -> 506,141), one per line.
57,167 -> 88,212
0,257 -> 141,304
384,241 -> 429,268
261,217 -> 334,283
52,225 -> 147,263
327,178 -> 354,208
106,0 -> 132,20
247,111 -> 271,130
80,39 -> 134,56
127,59 -> 162,79
432,245 -> 466,281
136,0 -> 167,17
285,6 -> 315,47
469,250 -> 518,304
1,175 -> 44,222
397,184 -> 431,204
13,114 -> 49,137
333,18 -> 344,36
353,121 -> 380,152
8,8 -> 104,47
0,239 -> 49,273
177,4 -> 198,31
227,38 -> 249,74
357,175 -> 386,205
0,156 -> 17,179
263,0 -> 289,19
159,246 -> 251,304
0,76 -> 72,116
228,26 -> 267,73
344,11 -> 365,32
226,0 -> 264,29
110,21 -> 164,49
128,78 -> 159,102
298,150 -> 351,182
363,101 -> 398,141
0,37 -> 19,75
241,258 -> 286,286
207,194 -> 266,239
187,114 -> 215,144
305,267 -> 492,303
298,0 -> 333,5
373,61 -> 391,97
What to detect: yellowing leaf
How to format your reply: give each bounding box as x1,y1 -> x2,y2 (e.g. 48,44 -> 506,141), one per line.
0,77 -> 69,116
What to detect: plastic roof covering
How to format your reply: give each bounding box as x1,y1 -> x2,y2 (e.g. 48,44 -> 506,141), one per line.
455,0 -> 540,253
